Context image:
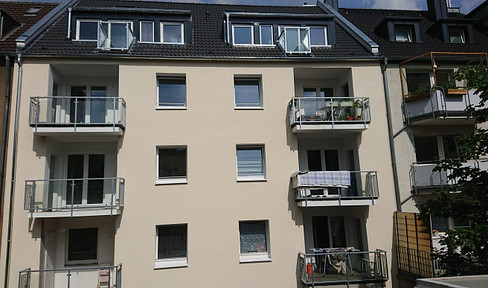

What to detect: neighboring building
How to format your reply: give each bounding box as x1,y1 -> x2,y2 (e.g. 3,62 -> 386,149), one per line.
0,0 -> 399,287
341,0 -> 488,286
0,0 -> 57,263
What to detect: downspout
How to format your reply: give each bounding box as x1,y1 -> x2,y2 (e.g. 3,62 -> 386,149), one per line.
4,53 -> 22,288
67,7 -> 72,39
382,57 -> 402,212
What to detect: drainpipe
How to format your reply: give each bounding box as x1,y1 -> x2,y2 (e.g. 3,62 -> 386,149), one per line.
4,53 -> 22,288
381,57 -> 402,212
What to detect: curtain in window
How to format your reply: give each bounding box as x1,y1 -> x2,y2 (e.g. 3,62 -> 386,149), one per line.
237,148 -> 263,176
240,221 -> 267,253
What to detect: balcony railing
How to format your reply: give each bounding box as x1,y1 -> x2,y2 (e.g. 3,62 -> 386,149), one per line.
396,246 -> 442,279
403,89 -> 482,124
289,97 -> 370,132
299,249 -> 388,286
410,159 -> 488,193
19,264 -> 122,288
292,171 -> 379,206
24,178 -> 124,218
29,96 -> 126,133
277,27 -> 311,54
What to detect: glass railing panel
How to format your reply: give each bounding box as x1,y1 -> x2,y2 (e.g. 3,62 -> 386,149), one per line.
277,27 -> 311,54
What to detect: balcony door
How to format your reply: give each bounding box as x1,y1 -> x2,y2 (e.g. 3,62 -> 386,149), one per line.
66,154 -> 105,206
70,86 -> 107,124
312,216 -> 346,248
303,88 -> 333,118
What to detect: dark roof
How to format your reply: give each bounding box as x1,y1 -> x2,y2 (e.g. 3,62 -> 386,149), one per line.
0,1 -> 57,54
340,8 -> 488,60
23,0 -> 375,60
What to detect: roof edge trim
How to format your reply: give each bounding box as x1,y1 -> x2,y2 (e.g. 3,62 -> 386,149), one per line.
224,11 -> 334,19
317,1 -> 379,55
72,6 -> 191,15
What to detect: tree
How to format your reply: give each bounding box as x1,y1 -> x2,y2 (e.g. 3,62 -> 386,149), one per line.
417,65 -> 488,276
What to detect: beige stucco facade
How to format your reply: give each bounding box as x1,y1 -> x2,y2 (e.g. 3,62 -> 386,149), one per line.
0,58 -> 397,288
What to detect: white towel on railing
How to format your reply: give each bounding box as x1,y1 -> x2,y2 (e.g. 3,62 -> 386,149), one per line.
296,171 -> 351,188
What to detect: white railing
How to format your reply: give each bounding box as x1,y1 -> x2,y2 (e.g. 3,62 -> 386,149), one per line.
24,178 -> 124,218
277,27 -> 311,54
290,97 -> 370,129
410,159 -> 488,193
19,264 -> 122,288
292,171 -> 378,205
29,96 -> 126,132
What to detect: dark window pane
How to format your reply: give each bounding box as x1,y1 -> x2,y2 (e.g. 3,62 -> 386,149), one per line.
90,86 -> 107,123
79,22 -> 98,40
88,154 -> 104,204
260,25 -> 273,45
111,23 -> 128,49
395,25 -> 414,42
453,217 -> 469,228
436,70 -> 455,87
443,136 -> 459,159
312,216 -> 330,248
157,225 -> 187,259
432,217 -> 448,233
67,155 -> 84,205
141,21 -> 154,42
237,147 -> 264,176
239,221 -> 267,253
234,79 -> 261,107
234,26 -> 253,44
70,86 -> 87,124
163,23 -> 182,43
310,27 -> 326,45
68,228 -> 98,261
307,150 -> 322,171
415,136 -> 439,162
449,27 -> 466,43
406,72 -> 431,94
158,147 -> 187,178
330,217 -> 346,247
158,78 -> 186,107
325,150 -> 339,171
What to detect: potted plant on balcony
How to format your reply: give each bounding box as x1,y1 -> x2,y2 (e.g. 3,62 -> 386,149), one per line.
444,82 -> 467,95
406,83 -> 431,102
353,99 -> 363,120
344,107 -> 354,120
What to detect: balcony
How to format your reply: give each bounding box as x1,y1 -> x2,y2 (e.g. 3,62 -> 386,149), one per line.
299,249 -> 388,286
97,21 -> 134,51
277,27 -> 311,54
403,89 -> 482,126
29,97 -> 126,136
24,178 -> 124,218
289,97 -> 370,133
410,160 -> 488,193
19,264 -> 122,288
292,171 -> 379,207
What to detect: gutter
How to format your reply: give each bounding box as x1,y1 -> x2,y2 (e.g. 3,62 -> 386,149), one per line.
72,6 -> 191,15
317,0 -> 380,55
224,11 -> 334,19
381,57 -> 402,212
3,53 -> 22,288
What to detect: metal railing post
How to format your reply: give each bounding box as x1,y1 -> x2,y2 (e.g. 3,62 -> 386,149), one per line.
111,178 -> 115,215
113,97 -> 116,132
70,180 -> 75,217
67,269 -> 71,288
30,182 -> 35,218
330,98 -> 335,129
73,97 -> 78,132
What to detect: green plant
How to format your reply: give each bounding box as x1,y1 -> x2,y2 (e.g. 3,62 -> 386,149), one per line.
353,99 -> 362,109
411,83 -> 431,96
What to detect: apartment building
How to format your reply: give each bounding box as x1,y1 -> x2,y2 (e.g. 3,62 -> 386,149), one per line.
341,0 -> 488,285
0,0 -> 402,287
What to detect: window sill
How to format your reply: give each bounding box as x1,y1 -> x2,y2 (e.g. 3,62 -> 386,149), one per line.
154,258 -> 188,269
156,106 -> 187,110
239,253 -> 271,263
237,175 -> 267,182
235,106 -> 264,110
156,178 -> 188,185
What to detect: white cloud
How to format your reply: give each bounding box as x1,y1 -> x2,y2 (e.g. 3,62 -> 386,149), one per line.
371,0 -> 423,10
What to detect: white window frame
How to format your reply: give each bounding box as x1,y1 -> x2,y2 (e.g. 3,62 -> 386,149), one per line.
139,20 -> 155,43
156,146 -> 188,185
238,220 -> 271,263
232,24 -> 254,46
259,25 -> 274,46
154,224 -> 188,269
156,75 -> 187,109
160,22 -> 184,44
236,145 -> 266,182
309,26 -> 328,47
234,76 -> 263,109
65,227 -> 98,265
75,19 -> 99,41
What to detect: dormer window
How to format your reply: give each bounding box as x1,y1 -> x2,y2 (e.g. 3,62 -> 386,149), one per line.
98,21 -> 134,51
140,21 -> 154,43
77,20 -> 98,41
233,25 -> 254,45
259,25 -> 273,45
278,27 -> 311,54
448,26 -> 466,43
161,22 -> 184,44
395,24 -> 414,42
310,27 -> 327,46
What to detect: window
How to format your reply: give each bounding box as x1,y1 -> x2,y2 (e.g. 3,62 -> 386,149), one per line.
414,136 -> 439,162
234,77 -> 262,108
67,228 -> 98,264
239,220 -> 271,263
157,77 -> 186,108
140,21 -> 154,43
449,26 -> 466,43
310,27 -> 327,46
236,146 -> 266,181
161,22 -> 183,44
395,25 -> 414,42
77,20 -> 98,41
259,25 -> 273,45
406,72 -> 431,95
157,146 -> 187,184
155,224 -> 188,269
233,25 -> 254,45
98,21 -> 134,50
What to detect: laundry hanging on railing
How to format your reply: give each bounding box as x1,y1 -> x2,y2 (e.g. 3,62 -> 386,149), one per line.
292,171 -> 351,188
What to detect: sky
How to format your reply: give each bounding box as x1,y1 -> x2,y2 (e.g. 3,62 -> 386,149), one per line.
4,0 -> 486,14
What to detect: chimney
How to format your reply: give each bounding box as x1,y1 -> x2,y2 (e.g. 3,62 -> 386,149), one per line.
324,0 -> 339,11
427,0 -> 449,20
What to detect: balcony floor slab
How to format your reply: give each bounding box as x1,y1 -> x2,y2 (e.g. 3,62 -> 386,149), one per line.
28,208 -> 122,218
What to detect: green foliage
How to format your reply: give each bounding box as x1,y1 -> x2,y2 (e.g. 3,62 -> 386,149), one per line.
417,65 -> 488,276
411,83 -> 431,96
